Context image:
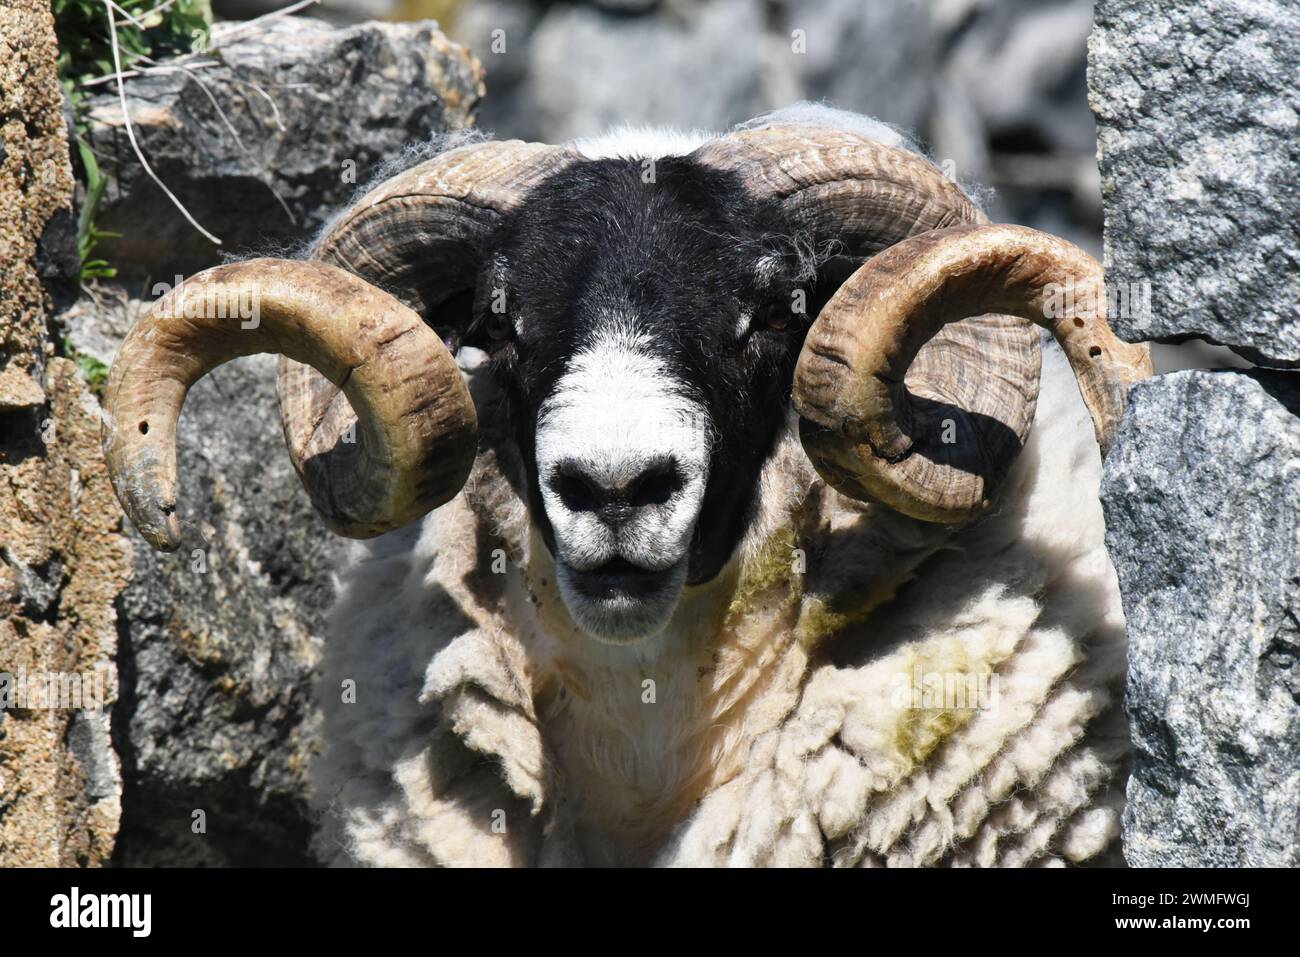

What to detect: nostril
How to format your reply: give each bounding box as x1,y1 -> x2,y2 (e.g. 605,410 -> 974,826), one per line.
628,458 -> 683,508
550,464 -> 603,513
548,457 -> 686,517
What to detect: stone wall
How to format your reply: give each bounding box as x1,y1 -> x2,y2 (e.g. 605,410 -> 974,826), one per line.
85,17 -> 484,282
69,16 -> 482,867
0,0 -> 130,867
5,14 -> 484,867
1092,0 -> 1299,866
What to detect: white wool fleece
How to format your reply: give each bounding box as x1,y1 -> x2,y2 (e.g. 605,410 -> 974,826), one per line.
310,336 -> 1129,868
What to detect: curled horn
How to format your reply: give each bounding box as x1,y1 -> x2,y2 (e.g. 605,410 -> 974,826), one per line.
102,259 -> 477,550
106,139 -> 575,552
793,223 -> 1153,522
278,140 -> 578,494
693,122 -> 1147,521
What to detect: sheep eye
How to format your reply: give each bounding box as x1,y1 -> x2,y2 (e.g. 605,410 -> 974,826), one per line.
754,303 -> 790,333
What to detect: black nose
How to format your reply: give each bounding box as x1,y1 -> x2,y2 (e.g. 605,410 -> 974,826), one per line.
549,456 -> 685,525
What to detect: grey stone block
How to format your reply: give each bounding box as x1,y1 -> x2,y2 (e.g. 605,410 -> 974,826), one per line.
1102,370 -> 1300,866
1091,0 -> 1300,367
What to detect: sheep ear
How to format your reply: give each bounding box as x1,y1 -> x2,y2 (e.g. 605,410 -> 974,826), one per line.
458,255 -> 514,350
427,287 -> 478,354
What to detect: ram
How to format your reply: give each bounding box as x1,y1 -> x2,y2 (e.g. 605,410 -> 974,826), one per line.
101,106 -> 1151,866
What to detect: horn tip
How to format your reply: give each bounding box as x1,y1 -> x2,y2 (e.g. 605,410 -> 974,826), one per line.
149,516 -> 184,552
112,470 -> 184,552
130,497 -> 184,552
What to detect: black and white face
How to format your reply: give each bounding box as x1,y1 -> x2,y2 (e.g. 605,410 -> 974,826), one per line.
463,157 -> 816,644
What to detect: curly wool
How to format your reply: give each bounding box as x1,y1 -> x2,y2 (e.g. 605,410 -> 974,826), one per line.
309,336 -> 1129,867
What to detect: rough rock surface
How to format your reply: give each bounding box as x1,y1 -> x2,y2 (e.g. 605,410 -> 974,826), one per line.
1102,371 -> 1300,866
0,0 -> 75,410
0,0 -> 129,867
507,0 -> 773,143
63,293 -> 335,865
1090,0 -> 1300,367
83,16 -> 484,281
455,0 -> 1100,245
1092,0 -> 1300,867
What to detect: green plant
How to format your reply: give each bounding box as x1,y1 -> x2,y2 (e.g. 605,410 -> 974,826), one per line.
74,137 -> 120,281
59,335 -> 110,398
54,0 -> 212,88
54,0 -> 213,283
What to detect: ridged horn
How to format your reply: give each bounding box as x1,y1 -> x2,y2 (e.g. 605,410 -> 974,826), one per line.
692,123 -> 986,254
693,122 -> 1043,515
793,223 -> 1153,522
102,259 -> 477,550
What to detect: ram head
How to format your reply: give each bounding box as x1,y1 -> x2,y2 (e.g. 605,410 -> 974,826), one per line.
101,122 -> 1151,643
